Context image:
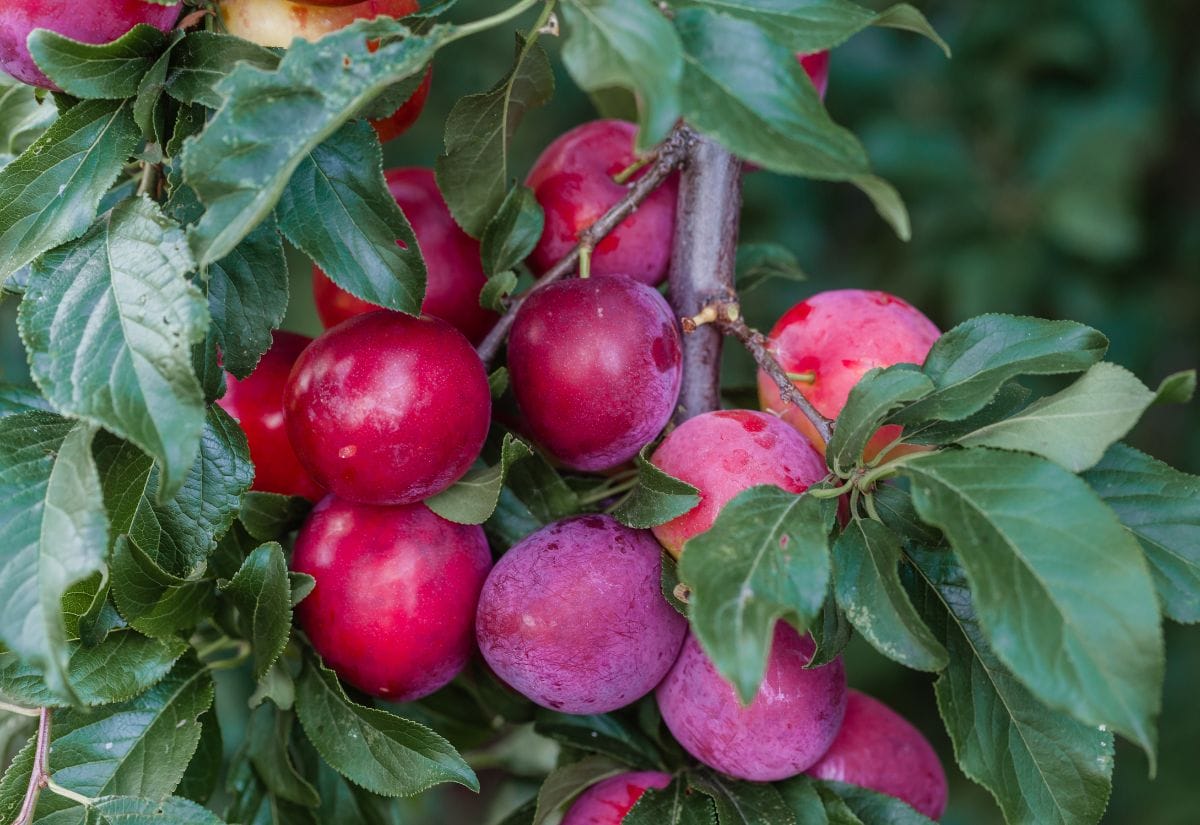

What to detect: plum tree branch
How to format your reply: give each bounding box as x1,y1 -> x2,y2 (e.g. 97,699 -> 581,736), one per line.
476,123 -> 694,365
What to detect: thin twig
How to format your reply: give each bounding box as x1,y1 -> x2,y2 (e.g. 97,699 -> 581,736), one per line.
13,708 -> 51,825
135,161 -> 158,198
475,123 -> 694,366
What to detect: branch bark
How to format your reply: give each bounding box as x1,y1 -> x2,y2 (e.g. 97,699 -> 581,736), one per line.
667,133 -> 743,421
475,124 -> 693,366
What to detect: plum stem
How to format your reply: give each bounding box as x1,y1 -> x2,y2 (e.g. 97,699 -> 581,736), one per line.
476,123 -> 693,365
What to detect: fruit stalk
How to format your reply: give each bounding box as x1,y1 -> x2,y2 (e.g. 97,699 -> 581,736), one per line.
667,134 -> 742,420
475,124 -> 693,365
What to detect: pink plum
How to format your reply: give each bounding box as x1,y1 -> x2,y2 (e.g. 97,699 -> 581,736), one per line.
562,771 -> 673,825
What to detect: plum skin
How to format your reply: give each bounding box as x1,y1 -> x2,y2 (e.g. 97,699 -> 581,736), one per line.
507,275 -> 682,471
476,515 -> 688,714
312,167 -> 496,343
0,1 -> 181,89
650,410 -> 826,557
562,771 -> 673,825
216,331 -> 324,502
526,120 -> 679,285
283,311 -> 490,505
656,624 -> 847,782
759,289 -> 940,457
807,690 -> 948,819
292,498 -> 491,701
798,51 -> 830,98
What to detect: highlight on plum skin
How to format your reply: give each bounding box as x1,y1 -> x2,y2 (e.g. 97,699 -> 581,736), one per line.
312,167 -> 496,343
216,330 -> 325,502
291,498 -> 492,702
475,515 -> 688,715
283,310 -> 491,505
650,409 -> 826,558
525,119 -> 680,286
561,771 -> 673,825
807,690 -> 949,819
507,275 -> 682,472
0,1 -> 182,89
656,623 -> 847,782
759,288 -> 941,457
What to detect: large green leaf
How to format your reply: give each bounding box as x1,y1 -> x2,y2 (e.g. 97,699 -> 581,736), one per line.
176,711 -> 222,805
0,75 -> 57,164
295,658 -> 478,797
110,535 -> 216,638
902,448 -> 1163,763
826,365 -> 932,474
28,24 -> 169,100
560,0 -> 683,147
219,543 -> 294,680
624,777 -> 717,825
894,316 -> 1109,424
955,362 -> 1155,471
37,795 -> 228,824
533,710 -> 665,769
832,519 -> 946,671
19,197 -> 207,501
611,446 -> 701,530
276,120 -> 425,315
436,32 -> 554,237
0,413 -> 107,700
679,486 -> 829,703
1083,443 -> 1200,624
479,185 -> 545,275
673,8 -> 908,239
426,434 -> 533,525
244,706 -> 320,808
905,548 -> 1113,825
0,98 -> 139,284
533,757 -> 623,825
690,771 -> 795,825
165,32 -> 280,109
181,18 -> 447,265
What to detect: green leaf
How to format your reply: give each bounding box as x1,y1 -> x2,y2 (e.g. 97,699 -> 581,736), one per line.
1083,443 -> 1200,624
612,446 -> 701,529
219,543 -> 293,680
533,756 -> 623,825
673,0 -> 949,56
561,0 -> 683,147
504,449 -> 581,522
895,315 -> 1109,425
245,705 -> 320,808
19,197 -> 207,501
625,777 -> 717,825
807,589 -> 852,668
0,383 -> 54,418
0,632 -> 187,709
0,413 -> 107,701
734,242 -> 807,294
902,447 -> 1163,763
484,487 -> 543,551
165,32 -> 280,109
488,366 -> 510,398
0,98 -> 140,284
479,270 -> 518,312
436,32 -> 553,237
133,34 -> 183,144
37,795 -> 228,824
1151,369 -> 1196,405
277,120 -> 425,315
479,185 -> 545,275
426,434 -> 533,525
111,535 -> 216,638
674,8 -> 908,239
295,657 -> 478,796
239,492 -> 312,542
224,756 -> 318,825
826,365 -> 932,474
905,548 -> 1114,825
177,711 -> 222,805
661,551 -> 689,616
181,18 -> 446,266
679,486 -> 829,702
533,710 -> 665,769
832,519 -> 946,671
0,75 -> 58,160
690,771 -> 796,825
900,382 -> 1031,447
955,362 -> 1155,471
29,24 -> 169,100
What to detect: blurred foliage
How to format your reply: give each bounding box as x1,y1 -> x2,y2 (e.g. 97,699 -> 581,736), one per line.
2,0 -> 1196,822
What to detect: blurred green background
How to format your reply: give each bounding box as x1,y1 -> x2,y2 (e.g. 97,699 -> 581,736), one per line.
3,0 -> 1197,822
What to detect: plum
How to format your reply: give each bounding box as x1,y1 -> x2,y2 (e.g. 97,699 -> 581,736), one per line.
798,51 -> 830,99
650,410 -> 826,557
312,167 -> 496,343
292,498 -> 491,700
0,0 -> 181,89
476,515 -> 687,714
656,624 -> 847,781
807,690 -> 948,819
526,120 -> 679,285
562,771 -> 673,825
507,275 -> 682,471
759,289 -> 940,457
216,331 -> 324,502
283,311 -> 490,505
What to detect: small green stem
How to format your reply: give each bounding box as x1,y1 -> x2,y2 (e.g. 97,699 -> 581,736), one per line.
849,486 -> 862,520
786,371 -> 816,384
450,0 -> 548,42
578,244 -> 593,278
0,702 -> 40,718
865,434 -> 907,468
44,779 -> 93,807
863,492 -> 882,523
579,475 -> 639,506
808,477 -> 855,499
613,153 -> 655,185
858,451 -> 924,490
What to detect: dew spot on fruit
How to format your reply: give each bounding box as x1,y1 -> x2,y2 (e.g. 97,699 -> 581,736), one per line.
339,445 -> 357,458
